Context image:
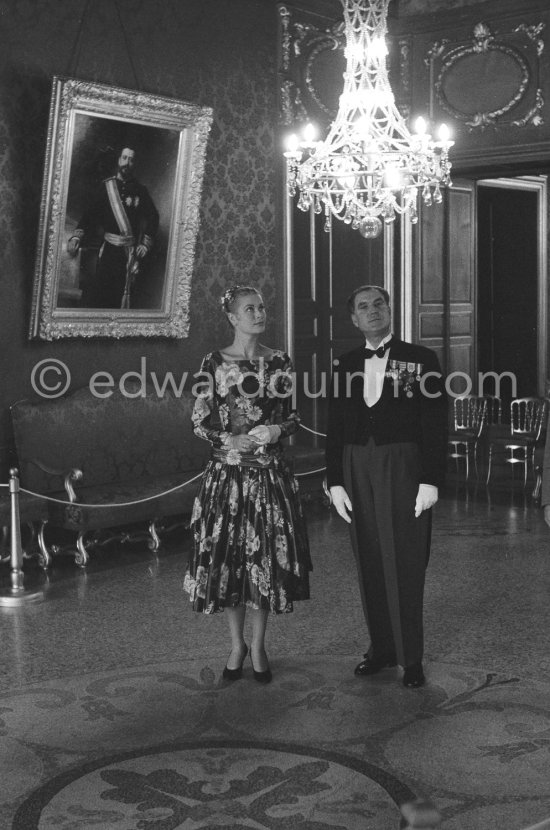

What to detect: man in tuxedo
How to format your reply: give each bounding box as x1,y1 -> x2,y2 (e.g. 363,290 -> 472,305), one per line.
326,285 -> 448,687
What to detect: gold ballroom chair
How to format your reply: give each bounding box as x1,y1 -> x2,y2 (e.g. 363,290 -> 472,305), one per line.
486,397 -> 548,486
483,394 -> 503,430
448,396 -> 488,479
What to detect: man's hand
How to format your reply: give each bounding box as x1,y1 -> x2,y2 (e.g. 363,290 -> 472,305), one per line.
136,244 -> 148,258
415,483 -> 438,517
67,236 -> 81,256
329,485 -> 352,524
544,505 -> 550,528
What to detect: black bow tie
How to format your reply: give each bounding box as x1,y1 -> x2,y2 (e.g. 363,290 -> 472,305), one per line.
364,341 -> 391,359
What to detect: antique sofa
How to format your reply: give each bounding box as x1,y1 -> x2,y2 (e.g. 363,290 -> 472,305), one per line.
10,383 -> 210,567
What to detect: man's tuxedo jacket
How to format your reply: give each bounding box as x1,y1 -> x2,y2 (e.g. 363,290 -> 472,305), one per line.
325,338 -> 448,488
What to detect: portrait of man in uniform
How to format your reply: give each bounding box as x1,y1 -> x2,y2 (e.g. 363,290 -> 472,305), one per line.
58,114 -> 179,311
67,144 -> 160,309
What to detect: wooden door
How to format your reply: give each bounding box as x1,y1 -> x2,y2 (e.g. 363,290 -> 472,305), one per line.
411,180 -> 476,389
290,208 -> 387,441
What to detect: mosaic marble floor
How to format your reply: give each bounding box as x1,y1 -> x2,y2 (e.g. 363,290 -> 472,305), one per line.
1,484 -> 550,829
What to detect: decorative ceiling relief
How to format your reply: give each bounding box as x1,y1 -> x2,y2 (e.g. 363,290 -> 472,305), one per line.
426,20 -> 545,131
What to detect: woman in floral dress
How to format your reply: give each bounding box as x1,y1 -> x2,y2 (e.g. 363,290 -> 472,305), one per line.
184,285 -> 311,683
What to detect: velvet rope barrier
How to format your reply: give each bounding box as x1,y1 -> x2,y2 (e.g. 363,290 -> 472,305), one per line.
14,472 -> 204,509
0,420 -> 328,508
293,423 -> 327,478
521,819 -> 550,830
0,454 -> 326,507
300,424 -> 327,438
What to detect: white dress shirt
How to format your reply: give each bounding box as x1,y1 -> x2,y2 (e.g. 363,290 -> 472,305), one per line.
363,332 -> 392,407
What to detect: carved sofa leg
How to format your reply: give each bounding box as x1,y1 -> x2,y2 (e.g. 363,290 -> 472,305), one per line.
37,520 -> 54,569
148,520 -> 161,552
75,532 -> 90,567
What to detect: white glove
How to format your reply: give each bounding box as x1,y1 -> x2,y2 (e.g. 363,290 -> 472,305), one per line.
248,424 -> 281,445
329,485 -> 352,524
415,483 -> 438,517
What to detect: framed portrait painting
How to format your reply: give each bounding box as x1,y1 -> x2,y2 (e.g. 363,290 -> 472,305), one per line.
30,76 -> 213,339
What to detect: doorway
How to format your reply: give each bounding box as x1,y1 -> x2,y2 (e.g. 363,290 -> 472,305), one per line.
409,175 -> 547,398
477,177 -> 547,399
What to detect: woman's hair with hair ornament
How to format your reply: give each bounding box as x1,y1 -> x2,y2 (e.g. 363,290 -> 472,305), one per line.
220,285 -> 261,314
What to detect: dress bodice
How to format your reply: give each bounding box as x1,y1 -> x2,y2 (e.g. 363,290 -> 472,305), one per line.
191,351 -> 300,462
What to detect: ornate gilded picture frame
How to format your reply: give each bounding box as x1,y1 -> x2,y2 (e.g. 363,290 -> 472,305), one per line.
30,77 -> 213,339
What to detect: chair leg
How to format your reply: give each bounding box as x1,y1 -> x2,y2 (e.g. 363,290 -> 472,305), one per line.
533,466 -> 543,501
530,447 -> 537,482
486,446 -> 493,484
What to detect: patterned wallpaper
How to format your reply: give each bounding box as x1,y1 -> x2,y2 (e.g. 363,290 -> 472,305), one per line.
0,0 -> 282,471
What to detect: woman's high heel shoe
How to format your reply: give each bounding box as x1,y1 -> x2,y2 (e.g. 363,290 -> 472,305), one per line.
222,645 -> 248,681
250,656 -> 272,684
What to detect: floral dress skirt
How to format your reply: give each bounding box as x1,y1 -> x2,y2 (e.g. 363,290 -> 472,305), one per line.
184,449 -> 311,614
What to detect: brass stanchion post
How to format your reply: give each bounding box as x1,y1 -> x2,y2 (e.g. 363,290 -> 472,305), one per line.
0,469 -> 43,606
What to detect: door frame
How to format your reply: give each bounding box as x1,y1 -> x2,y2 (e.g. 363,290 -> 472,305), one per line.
476,175 -> 548,396
284,174 -> 548,399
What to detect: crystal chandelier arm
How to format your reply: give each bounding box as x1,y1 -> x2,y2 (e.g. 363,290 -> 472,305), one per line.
285,0 -> 454,238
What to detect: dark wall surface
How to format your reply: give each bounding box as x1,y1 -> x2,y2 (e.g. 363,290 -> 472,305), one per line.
0,0 -> 283,472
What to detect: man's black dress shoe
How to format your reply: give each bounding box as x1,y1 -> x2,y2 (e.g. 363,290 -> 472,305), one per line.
402,662 -> 425,688
354,653 -> 397,676
222,645 -> 248,681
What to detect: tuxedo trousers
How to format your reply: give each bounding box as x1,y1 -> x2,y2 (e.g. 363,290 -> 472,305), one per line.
343,440 -> 432,668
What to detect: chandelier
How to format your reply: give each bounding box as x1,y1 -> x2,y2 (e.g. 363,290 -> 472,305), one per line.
284,0 -> 454,238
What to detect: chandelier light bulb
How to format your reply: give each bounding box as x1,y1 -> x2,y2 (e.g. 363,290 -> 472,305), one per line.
303,122 -> 317,144
284,0 -> 454,238
438,123 -> 451,143
414,116 -> 427,135
285,133 -> 300,153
